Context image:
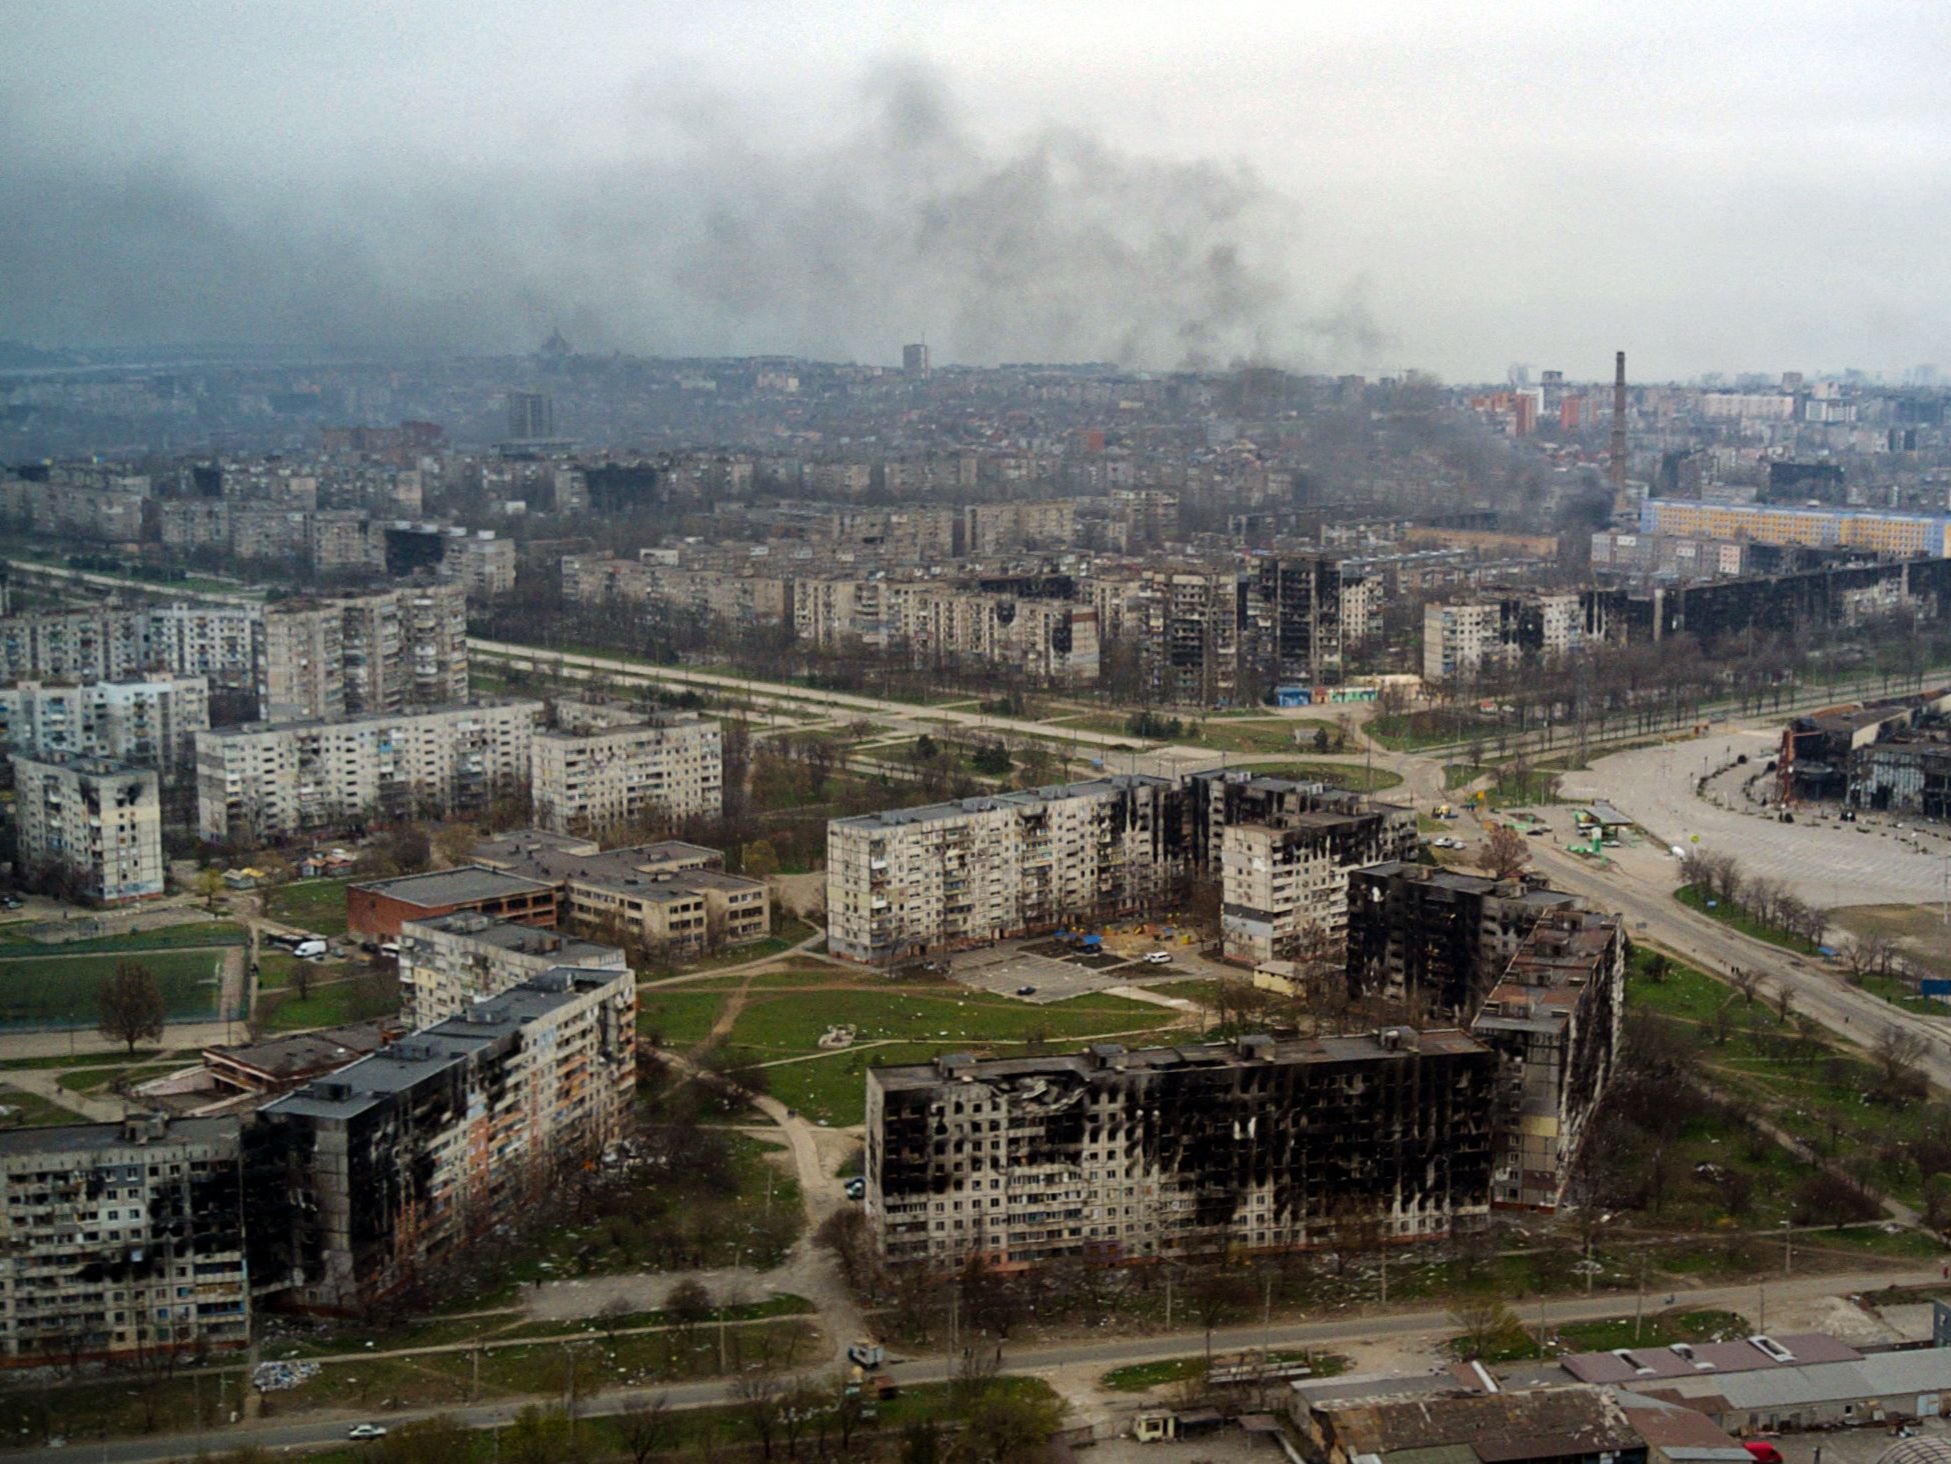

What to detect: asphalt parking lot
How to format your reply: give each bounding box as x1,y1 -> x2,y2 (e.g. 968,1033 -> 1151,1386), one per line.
949,945 -> 1147,1004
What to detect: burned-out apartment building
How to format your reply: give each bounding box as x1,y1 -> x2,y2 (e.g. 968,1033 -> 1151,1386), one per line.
1470,909 -> 1625,1211
1778,685 -> 1951,813
866,1030 -> 1496,1269
247,966 -> 635,1312
1197,772 -> 1417,965
0,1116 -> 248,1365
1345,861 -> 1576,1017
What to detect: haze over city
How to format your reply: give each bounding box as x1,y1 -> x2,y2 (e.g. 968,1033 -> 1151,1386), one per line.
8,7 -> 1951,1463
5,0 -> 1950,377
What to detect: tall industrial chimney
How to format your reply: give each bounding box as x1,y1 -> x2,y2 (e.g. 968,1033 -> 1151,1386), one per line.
1609,350 -> 1628,490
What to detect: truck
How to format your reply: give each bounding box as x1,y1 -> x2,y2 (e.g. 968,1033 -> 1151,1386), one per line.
846,1339 -> 884,1370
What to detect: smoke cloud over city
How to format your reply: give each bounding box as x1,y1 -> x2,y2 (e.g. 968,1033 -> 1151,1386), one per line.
0,65 -> 1378,371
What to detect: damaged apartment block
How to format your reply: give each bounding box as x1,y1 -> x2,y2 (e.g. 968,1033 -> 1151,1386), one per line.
0,1116 -> 248,1365
866,1030 -> 1496,1269
247,966 -> 635,1312
1470,909 -> 1625,1211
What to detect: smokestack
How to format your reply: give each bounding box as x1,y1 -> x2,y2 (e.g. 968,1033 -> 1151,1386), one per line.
1609,350 -> 1628,490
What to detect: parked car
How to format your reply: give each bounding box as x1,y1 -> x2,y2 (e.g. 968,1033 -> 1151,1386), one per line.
1015,984 -> 1037,996
292,938 -> 328,960
844,1177 -> 867,1200
0,895 -> 21,910
1143,952 -> 1172,965
348,1425 -> 389,1441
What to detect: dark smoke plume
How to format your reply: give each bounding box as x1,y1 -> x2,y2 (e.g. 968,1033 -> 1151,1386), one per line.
0,64 -> 1386,369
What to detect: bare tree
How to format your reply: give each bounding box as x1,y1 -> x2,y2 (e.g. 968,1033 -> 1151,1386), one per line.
1728,967 -> 1762,1006
624,1397 -> 686,1464
1874,1024 -> 1930,1106
1475,824 -> 1530,882
97,959 -> 166,1055
729,1371 -> 783,1461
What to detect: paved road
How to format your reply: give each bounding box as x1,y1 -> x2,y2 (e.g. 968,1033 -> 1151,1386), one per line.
28,1265 -> 1941,1464
1565,732 -> 1951,909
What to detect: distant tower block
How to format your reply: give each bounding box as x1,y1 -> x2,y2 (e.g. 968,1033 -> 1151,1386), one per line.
507,390 -> 554,440
1609,350 -> 1629,503
903,343 -> 930,380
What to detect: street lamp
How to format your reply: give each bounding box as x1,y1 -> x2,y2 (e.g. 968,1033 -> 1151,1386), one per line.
1781,1219 -> 1793,1277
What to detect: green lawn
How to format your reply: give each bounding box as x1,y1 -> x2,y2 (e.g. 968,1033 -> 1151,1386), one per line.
0,920 -> 246,955
1101,1347 -> 1338,1392
1234,761 -> 1404,792
0,1083 -> 91,1127
0,949 -> 227,1029
1487,767 -> 1563,806
639,991 -> 729,1047
260,973 -> 399,1032
729,986 -> 1178,1060
1194,719 -> 1343,756
1444,764 -> 1489,791
1675,885 -> 1818,955
263,878 -> 353,935
56,1061 -> 182,1095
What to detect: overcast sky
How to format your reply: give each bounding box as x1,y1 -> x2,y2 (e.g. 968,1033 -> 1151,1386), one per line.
5,1 -> 1948,381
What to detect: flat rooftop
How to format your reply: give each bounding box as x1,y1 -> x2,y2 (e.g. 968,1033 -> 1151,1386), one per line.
0,1115 -> 241,1158
833,774 -> 1176,832
262,967 -> 625,1122
204,1019 -> 404,1080
202,696 -> 542,738
403,912 -> 623,964
871,1028 -> 1485,1094
352,865 -> 555,909
470,834 -> 721,885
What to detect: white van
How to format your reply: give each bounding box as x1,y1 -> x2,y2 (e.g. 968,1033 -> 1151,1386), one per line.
292,938 -> 328,959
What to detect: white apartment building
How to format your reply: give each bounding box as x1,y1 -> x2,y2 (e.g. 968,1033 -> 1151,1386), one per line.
262,583 -> 469,721
440,534 -> 517,597
194,698 -> 544,843
529,711 -> 723,836
1220,815 -> 1381,966
0,1116 -> 249,1364
0,675 -> 209,776
826,776 -> 1187,963
1422,593 -> 1588,682
12,753 -> 165,904
397,911 -> 626,1027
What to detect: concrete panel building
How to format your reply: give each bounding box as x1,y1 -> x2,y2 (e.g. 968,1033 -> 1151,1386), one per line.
250,966 -> 635,1310
866,1030 -> 1496,1269
1470,908 -> 1625,1211
530,711 -> 723,836
826,776 -> 1190,963
194,698 -> 543,843
1220,806 -> 1412,965
0,1116 -> 248,1365
260,584 -> 468,722
12,753 -> 164,904
397,912 -> 626,1027
0,675 -> 209,776
469,832 -> 770,956
1346,862 -> 1575,1017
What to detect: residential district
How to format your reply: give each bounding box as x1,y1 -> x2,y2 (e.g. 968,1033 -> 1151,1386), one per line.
2,347 -> 1951,1460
